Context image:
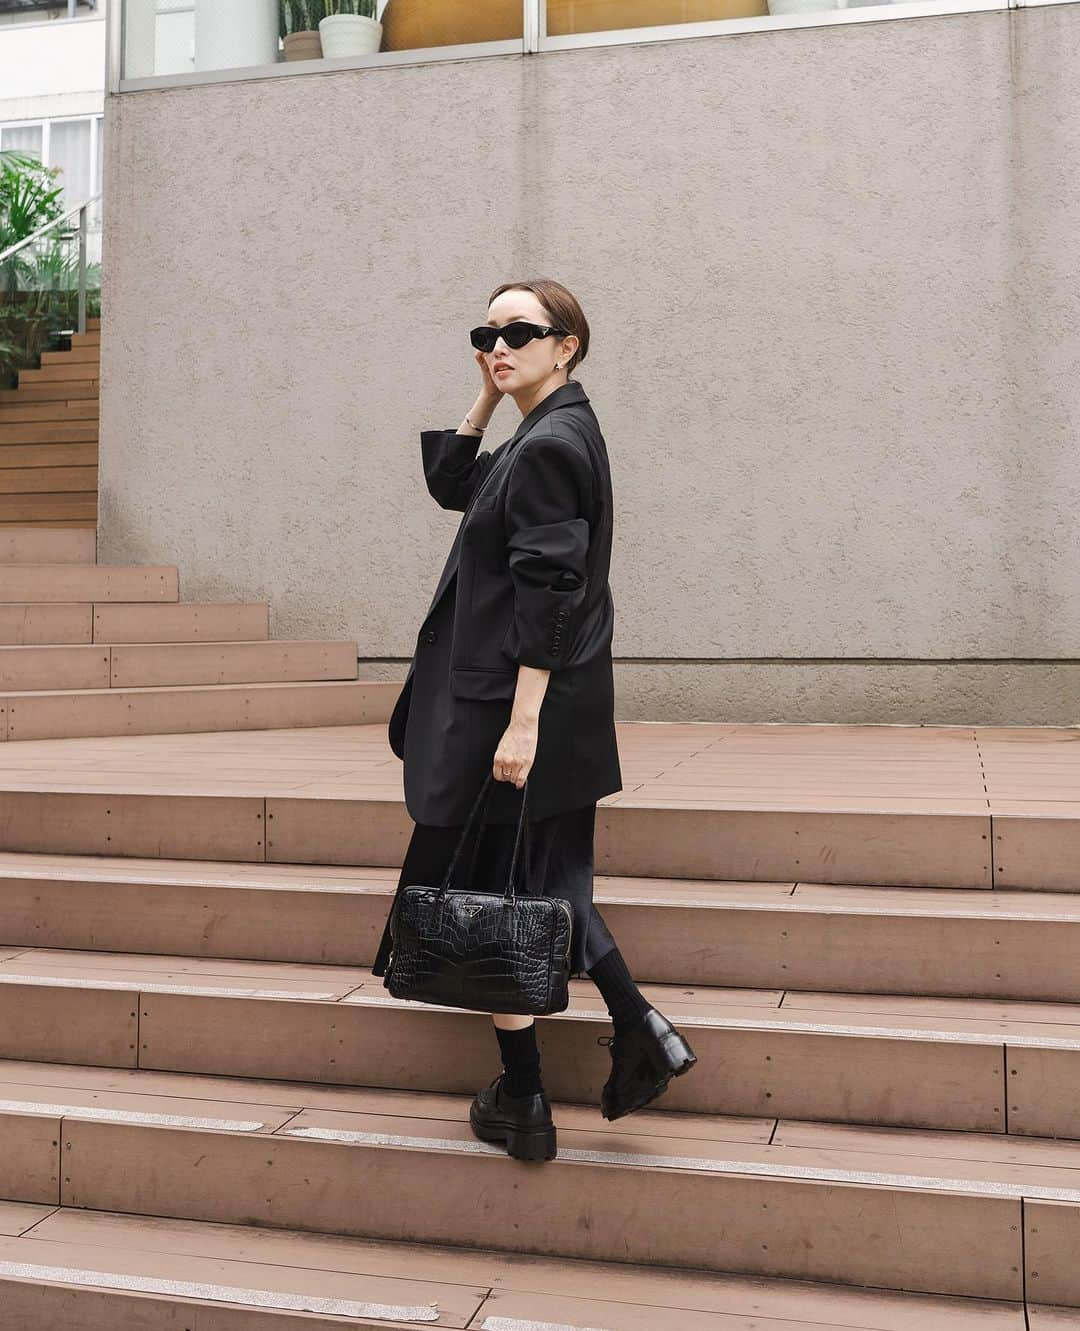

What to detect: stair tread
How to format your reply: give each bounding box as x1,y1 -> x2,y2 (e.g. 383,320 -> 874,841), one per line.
0,1202 -> 1021,1330
0,720 -> 1067,818
3,942 -> 1080,1042
0,1051 -> 1078,1203
0,845 -> 1079,918
0,639 -> 355,652
0,677 -> 380,698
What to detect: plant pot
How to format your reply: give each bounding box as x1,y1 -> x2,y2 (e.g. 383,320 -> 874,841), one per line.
193,0 -> 279,71
380,0 -> 767,48
318,14 -> 383,57
283,29 -> 323,60
766,0 -> 839,12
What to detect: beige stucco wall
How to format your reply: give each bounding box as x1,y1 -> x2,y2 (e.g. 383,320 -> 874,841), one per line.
98,6 -> 1080,724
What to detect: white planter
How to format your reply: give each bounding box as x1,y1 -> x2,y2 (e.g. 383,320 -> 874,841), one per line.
767,0 -> 840,11
193,0 -> 279,71
318,14 -> 383,57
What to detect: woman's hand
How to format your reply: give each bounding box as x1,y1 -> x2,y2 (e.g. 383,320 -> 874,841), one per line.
475,350 -> 506,402
493,716 -> 538,789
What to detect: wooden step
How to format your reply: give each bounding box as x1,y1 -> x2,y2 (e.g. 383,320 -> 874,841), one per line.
0,465 -> 97,495
39,346 -> 99,365
0,1054 -> 1066,1302
0,851 -> 1075,999
0,679 -> 393,741
0,520 -> 95,530
0,639 -> 357,691
0,601 -> 269,645
0,564 -> 176,603
0,722 -> 1068,888
0,529 -> 95,564
0,402 -> 97,424
0,384 -> 98,404
16,364 -> 98,386
0,445 -> 96,471
0,1200 -> 1022,1330
0,719 -> 1033,876
0,422 -> 98,445
0,943 -> 1076,1135
0,494 -> 97,523
0,601 -> 263,646
93,600 -> 269,643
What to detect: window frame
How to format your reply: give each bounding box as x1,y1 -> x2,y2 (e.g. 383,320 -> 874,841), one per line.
1,114 -> 100,208
107,0 -> 1026,95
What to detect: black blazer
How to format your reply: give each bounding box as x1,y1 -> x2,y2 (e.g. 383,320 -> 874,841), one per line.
387,378 -> 623,826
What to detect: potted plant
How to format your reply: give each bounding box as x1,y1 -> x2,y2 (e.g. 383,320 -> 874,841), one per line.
280,0 -> 326,60
319,0 -> 382,57
766,0 -> 839,12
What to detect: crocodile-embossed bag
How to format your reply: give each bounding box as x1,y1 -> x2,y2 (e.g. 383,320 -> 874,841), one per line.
384,773 -> 573,1015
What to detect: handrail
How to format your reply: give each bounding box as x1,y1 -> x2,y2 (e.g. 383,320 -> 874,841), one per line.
0,191 -> 102,335
0,191 -> 102,266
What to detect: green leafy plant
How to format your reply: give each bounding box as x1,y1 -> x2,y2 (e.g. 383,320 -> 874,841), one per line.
323,0 -> 377,17
0,151 -> 65,259
279,0 -> 329,37
0,152 -> 98,387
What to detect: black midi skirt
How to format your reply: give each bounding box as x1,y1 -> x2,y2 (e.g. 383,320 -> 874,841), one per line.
370,799 -> 615,982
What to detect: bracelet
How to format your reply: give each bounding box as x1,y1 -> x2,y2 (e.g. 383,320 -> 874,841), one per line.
464,413 -> 487,433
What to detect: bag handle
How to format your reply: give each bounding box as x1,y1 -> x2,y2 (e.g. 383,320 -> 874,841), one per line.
436,772 -> 530,904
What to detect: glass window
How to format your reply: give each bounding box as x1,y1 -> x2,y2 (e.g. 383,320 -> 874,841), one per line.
121,0 -> 524,82
545,0 -> 769,31
539,0 -> 975,37
0,123 -> 43,161
49,120 -> 93,211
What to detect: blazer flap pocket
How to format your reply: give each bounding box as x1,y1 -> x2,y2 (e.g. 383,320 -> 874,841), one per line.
451,666 -> 517,702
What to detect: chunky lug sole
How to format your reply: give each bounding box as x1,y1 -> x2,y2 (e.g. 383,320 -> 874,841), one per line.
470,1103 -> 558,1161
602,1027 -> 699,1120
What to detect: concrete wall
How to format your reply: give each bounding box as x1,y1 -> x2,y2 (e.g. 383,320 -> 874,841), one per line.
0,13 -> 104,120
98,6 -> 1080,724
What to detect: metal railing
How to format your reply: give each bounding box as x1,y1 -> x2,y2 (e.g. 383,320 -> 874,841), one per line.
0,192 -> 101,338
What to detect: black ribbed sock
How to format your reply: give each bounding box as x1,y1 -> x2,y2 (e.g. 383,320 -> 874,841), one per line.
494,1021 -> 544,1098
586,945 -> 651,1034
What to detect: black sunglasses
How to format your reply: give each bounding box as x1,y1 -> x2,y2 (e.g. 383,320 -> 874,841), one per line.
470,320 -> 567,353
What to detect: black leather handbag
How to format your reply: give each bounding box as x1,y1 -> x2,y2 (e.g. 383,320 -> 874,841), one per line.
383,773 -> 573,1015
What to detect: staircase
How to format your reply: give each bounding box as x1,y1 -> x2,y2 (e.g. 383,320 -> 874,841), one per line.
0,529 -> 1075,1325
0,522 -> 394,740
0,319 -> 102,528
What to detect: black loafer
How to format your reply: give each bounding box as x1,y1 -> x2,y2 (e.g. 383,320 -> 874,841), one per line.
597,1006 -> 698,1120
469,1071 -> 557,1161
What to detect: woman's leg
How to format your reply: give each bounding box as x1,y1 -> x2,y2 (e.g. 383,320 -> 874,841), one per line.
464,820 -> 549,1094
584,904 -> 652,1033
491,1013 -> 544,1096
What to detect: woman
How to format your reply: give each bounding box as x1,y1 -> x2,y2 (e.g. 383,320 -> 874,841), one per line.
371,278 -> 697,1163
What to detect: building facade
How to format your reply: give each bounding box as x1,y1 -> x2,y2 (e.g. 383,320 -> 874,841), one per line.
96,0 -> 1080,724
0,1 -> 104,242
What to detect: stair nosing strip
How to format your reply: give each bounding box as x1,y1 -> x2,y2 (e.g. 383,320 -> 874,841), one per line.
279,1124 -> 1080,1203
0,1098 -> 265,1132
0,1260 -> 439,1322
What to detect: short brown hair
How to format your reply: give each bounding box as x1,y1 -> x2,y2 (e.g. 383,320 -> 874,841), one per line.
486,278 -> 590,378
